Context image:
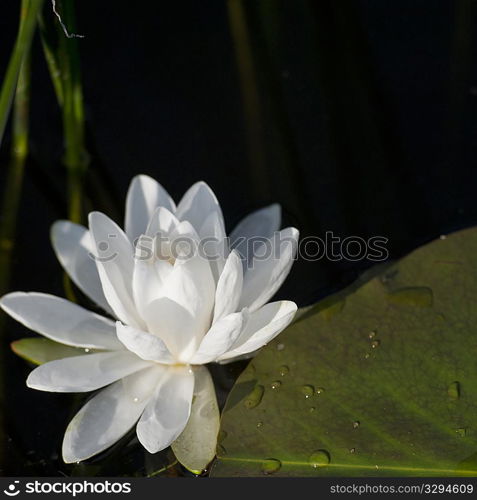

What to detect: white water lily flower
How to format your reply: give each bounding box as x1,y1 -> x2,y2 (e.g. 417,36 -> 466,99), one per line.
0,175 -> 298,473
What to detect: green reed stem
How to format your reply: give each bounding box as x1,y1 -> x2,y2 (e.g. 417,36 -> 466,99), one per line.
0,14 -> 33,296
55,0 -> 88,223
0,55 -> 30,294
0,0 -> 43,148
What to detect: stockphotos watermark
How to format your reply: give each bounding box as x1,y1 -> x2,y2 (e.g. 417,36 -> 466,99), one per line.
2,479 -> 131,497
90,231 -> 389,266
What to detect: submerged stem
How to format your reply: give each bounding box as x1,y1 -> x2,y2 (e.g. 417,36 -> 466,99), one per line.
147,460 -> 179,477
38,9 -> 64,106
227,0 -> 269,200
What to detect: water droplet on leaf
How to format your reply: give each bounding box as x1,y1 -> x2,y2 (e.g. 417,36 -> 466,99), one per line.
368,331 -> 376,339
244,385 -> 264,409
308,450 -> 330,468
371,340 -> 380,349
316,387 -> 325,395
447,381 -> 460,400
271,380 -> 282,390
261,458 -> 282,475
301,385 -> 314,398
353,421 -> 360,429
279,365 -> 289,376
256,421 -> 263,428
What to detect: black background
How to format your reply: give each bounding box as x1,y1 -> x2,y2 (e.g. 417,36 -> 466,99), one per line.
0,0 -> 477,475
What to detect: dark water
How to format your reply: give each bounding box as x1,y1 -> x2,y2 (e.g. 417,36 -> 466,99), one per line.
0,0 -> 477,475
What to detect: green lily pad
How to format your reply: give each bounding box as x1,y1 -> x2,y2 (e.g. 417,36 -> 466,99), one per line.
11,338 -> 86,365
211,228 -> 477,477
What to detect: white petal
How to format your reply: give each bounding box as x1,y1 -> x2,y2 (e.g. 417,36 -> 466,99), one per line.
213,250 -> 243,322
198,211 -> 228,283
198,209 -> 225,241
218,300 -> 297,361
169,219 -> 200,242
143,244 -> 215,340
175,181 -> 224,235
51,221 -> 113,315
136,365 -> 194,453
62,366 -> 164,463
132,235 -> 173,318
116,322 -> 175,364
239,227 -> 299,312
142,298 -> 201,363
230,204 -> 281,264
163,257 -> 215,345
165,253 -> 215,322
133,221 -> 211,322
89,212 -> 144,328
171,366 -> 219,472
0,292 -> 123,350
27,351 -> 151,392
189,311 -> 247,364
125,175 -> 176,243
145,206 -> 180,238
